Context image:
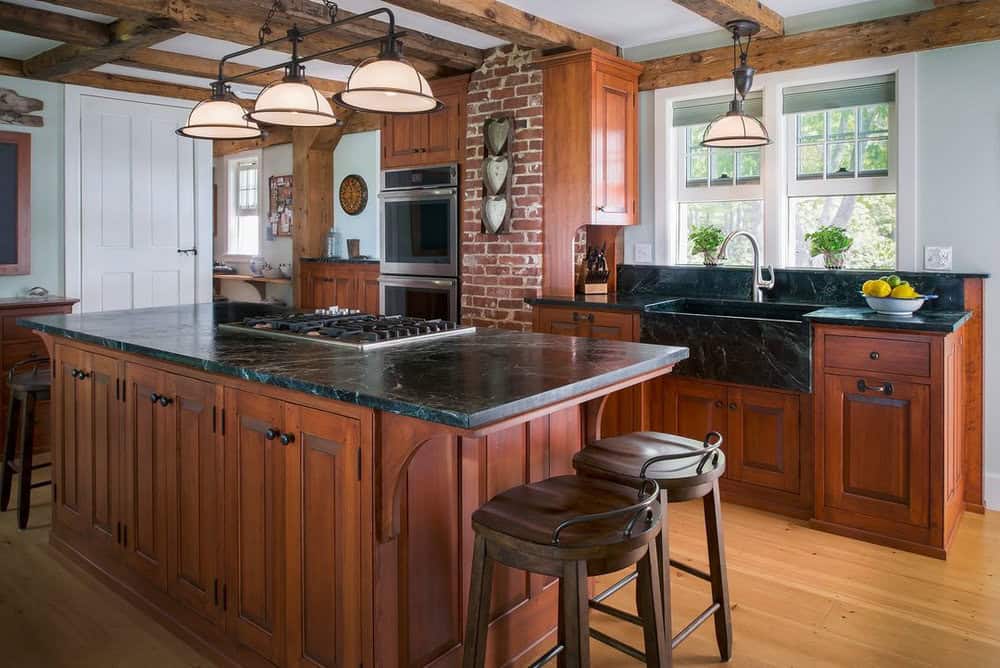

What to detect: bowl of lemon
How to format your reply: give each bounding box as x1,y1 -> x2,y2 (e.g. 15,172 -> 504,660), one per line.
860,276 -> 936,316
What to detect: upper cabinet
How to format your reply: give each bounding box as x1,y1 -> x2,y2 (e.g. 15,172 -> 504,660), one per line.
539,50 -> 642,228
381,74 -> 469,169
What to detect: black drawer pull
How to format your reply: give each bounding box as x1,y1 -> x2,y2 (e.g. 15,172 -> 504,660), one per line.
714,400 -> 723,409
857,379 -> 893,395
158,395 -> 173,407
870,351 -> 880,360
265,427 -> 279,441
280,432 -> 295,446
150,393 -> 161,404
71,368 -> 80,379
728,402 -> 738,410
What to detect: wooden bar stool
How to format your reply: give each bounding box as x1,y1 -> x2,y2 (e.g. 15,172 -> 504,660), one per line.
1,358 -> 52,530
573,431 -> 732,661
463,475 -> 670,668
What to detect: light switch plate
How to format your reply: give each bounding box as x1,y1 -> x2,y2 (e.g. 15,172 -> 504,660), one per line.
634,243 -> 653,264
924,246 -> 953,271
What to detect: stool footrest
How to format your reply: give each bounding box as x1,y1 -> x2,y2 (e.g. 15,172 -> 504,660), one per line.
670,558 -> 712,582
590,599 -> 643,626
591,628 -> 647,662
592,570 -> 638,603
671,602 -> 721,649
527,644 -> 563,668
3,461 -> 51,475
30,480 -> 52,489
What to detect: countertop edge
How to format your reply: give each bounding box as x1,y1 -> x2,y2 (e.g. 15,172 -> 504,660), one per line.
802,309 -> 972,333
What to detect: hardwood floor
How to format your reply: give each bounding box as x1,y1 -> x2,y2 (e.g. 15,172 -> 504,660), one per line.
1,484 -> 998,667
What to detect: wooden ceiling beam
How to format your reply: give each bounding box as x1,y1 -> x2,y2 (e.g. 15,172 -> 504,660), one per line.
116,48 -> 345,96
0,1 -> 112,47
672,0 -> 784,38
57,69 -> 252,105
640,0 -> 1000,90
381,0 -> 617,53
0,58 -> 22,77
213,125 -> 294,156
22,17 -> 180,79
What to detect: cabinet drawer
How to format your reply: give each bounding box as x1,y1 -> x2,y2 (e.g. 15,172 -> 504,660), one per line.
823,334 -> 930,377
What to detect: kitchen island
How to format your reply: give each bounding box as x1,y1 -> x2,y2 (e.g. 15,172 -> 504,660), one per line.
21,302 -> 687,668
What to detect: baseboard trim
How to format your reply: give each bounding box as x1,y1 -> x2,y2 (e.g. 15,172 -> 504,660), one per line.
985,473 -> 1000,511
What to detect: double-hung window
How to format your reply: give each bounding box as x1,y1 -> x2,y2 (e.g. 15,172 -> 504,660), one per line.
674,93 -> 764,266
784,75 -> 897,269
227,157 -> 260,256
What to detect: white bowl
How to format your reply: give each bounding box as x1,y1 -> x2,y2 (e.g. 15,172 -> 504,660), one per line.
862,293 -> 936,316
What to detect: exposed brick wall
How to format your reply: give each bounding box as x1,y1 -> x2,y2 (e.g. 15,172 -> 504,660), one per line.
461,45 -> 544,331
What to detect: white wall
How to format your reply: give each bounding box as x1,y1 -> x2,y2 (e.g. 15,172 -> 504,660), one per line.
0,76 -> 64,298
916,41 -> 1000,508
332,130 -> 381,259
628,40 -> 1000,508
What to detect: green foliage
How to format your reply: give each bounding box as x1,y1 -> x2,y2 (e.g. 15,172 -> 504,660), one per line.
688,223 -> 725,254
681,201 -> 762,265
804,225 -> 853,257
791,195 -> 896,269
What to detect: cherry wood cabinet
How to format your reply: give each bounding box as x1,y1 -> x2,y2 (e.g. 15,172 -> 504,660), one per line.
299,261 -> 380,313
380,74 -> 468,169
813,325 -> 966,558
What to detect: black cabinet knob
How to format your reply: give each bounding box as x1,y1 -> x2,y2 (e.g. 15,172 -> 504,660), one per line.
71,369 -> 80,378
265,428 -> 279,441
714,400 -> 724,408
78,370 -> 91,380
158,395 -> 173,407
280,432 -> 295,446
150,393 -> 160,403
870,351 -> 880,360
729,402 -> 738,410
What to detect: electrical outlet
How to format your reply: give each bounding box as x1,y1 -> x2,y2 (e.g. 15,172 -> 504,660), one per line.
634,243 -> 653,264
924,246 -> 953,271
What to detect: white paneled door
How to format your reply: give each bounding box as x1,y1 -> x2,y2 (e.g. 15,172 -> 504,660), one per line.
71,92 -> 211,312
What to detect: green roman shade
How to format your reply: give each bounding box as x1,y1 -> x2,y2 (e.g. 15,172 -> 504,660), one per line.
672,92 -> 763,128
783,74 -> 895,115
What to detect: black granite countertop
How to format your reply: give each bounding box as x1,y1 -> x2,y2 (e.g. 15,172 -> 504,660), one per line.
301,257 -> 380,264
802,307 -> 972,333
19,303 -> 688,430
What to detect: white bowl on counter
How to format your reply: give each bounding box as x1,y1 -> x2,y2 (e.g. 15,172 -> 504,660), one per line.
861,292 -> 937,316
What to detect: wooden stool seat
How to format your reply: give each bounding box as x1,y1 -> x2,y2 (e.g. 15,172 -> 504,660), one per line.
465,475 -> 670,667
2,358 -> 53,529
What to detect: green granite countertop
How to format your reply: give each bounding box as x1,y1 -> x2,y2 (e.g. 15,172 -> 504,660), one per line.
20,303 -> 688,430
801,307 -> 972,333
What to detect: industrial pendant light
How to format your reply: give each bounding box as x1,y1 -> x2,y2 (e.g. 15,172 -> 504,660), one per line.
702,20 -> 771,148
246,63 -> 340,127
333,37 -> 442,115
176,82 -> 262,140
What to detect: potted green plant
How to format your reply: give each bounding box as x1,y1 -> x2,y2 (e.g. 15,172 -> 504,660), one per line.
804,225 -> 853,269
688,223 -> 726,266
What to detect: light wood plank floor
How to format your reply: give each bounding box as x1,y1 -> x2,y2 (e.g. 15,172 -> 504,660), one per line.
1,485 -> 998,667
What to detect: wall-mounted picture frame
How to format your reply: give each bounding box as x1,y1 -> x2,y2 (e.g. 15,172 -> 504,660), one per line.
268,174 -> 293,237
0,130 -> 30,275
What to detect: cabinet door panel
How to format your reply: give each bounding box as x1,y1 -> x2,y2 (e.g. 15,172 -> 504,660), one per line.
823,374 -> 930,526
284,404 -> 363,668
225,388 -> 286,664
124,364 -> 170,589
424,89 -> 461,164
661,379 -> 729,443
86,353 -> 123,558
53,346 -> 89,534
534,307 -> 583,337
359,274 -> 381,315
167,374 -> 224,624
592,69 -> 635,225
728,388 -> 799,492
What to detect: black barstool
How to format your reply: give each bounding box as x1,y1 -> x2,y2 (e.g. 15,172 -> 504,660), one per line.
1,358 -> 52,530
463,475 -> 670,667
573,431 -> 732,661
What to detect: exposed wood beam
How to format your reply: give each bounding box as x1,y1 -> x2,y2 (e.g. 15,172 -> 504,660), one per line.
0,58 -> 21,77
116,48 -> 345,96
47,0 -> 454,78
213,125 -> 294,157
245,0 -> 483,71
0,1 -> 111,47
59,69 -> 252,106
672,0 -> 784,38
22,18 -> 180,79
381,0 -> 617,53
640,0 -> 1000,90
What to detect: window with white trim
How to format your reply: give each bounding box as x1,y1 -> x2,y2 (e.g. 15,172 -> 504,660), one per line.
784,76 -> 897,269
227,157 -> 260,256
674,93 -> 763,266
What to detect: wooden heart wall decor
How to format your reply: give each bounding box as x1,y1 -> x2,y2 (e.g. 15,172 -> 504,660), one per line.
482,115 -> 514,234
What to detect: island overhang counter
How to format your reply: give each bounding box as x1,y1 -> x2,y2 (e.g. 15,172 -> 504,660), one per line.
21,303 -> 688,668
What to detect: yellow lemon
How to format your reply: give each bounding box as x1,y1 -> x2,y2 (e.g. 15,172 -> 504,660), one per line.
869,280 -> 892,298
891,285 -> 917,299
861,280 -> 875,295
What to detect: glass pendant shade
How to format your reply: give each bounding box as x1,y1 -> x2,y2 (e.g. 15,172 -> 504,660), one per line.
334,56 -> 442,114
246,79 -> 339,127
177,94 -> 261,140
701,106 -> 770,148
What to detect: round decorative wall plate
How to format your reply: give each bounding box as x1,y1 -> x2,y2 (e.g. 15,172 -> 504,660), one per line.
339,174 -> 368,215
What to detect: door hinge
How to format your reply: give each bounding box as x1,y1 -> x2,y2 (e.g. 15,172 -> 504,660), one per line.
357,447 -> 362,481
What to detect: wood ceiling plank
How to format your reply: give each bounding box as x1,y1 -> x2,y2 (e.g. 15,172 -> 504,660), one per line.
0,1 -> 111,47
640,0 -> 1000,90
22,17 -> 180,79
116,48 -> 345,96
673,0 -> 785,38
381,0 -> 618,53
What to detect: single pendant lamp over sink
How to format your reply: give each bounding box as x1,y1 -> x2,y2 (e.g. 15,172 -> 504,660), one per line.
702,20 -> 771,148
177,0 -> 441,140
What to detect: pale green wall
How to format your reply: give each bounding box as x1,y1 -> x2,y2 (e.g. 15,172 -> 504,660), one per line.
332,130 -> 381,259
0,75 -> 64,298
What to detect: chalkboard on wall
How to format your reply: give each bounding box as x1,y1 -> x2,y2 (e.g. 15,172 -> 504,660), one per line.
0,131 -> 30,275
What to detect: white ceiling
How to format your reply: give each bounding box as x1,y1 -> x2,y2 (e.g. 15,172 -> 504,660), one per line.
8,0 -> 114,23
0,30 -> 59,59
327,0 -> 505,49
